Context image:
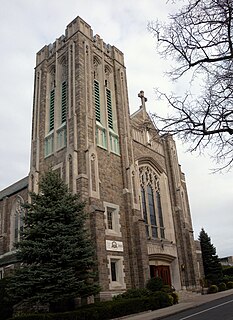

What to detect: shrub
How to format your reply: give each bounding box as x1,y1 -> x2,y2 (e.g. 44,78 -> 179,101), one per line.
151,291 -> 173,308
7,294 -> 173,320
113,288 -> 150,300
218,282 -> 227,291
223,275 -> 233,283
222,266 -> 233,276
170,292 -> 179,304
161,285 -> 175,294
207,285 -> 218,294
146,277 -> 163,292
227,281 -> 233,289
168,295 -> 173,305
161,285 -> 170,293
0,278 -> 14,320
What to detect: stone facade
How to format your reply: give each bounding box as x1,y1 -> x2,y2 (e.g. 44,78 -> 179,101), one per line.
0,16 -> 201,297
0,177 -> 28,278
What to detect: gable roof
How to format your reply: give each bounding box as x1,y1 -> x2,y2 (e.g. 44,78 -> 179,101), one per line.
0,176 -> 28,200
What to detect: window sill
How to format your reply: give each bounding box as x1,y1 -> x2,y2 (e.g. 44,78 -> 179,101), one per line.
109,281 -> 126,290
44,153 -> 54,159
105,230 -> 122,237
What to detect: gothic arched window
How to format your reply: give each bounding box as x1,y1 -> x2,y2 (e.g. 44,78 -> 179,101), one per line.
139,165 -> 165,239
10,196 -> 24,250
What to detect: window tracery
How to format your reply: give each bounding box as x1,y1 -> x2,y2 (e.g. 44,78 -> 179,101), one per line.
139,165 -> 165,239
10,195 -> 25,250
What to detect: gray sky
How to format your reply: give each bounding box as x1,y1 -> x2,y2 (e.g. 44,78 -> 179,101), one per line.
0,0 -> 232,257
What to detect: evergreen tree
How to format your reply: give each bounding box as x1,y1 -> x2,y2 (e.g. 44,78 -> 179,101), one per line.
7,171 -> 100,308
199,228 -> 222,283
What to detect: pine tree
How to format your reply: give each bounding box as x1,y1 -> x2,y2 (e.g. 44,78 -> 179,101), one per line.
199,228 -> 222,283
7,171 -> 100,308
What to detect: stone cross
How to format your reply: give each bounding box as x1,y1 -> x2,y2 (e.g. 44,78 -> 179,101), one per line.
138,90 -> 147,109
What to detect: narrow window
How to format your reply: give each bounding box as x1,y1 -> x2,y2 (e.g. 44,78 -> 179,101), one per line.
104,203 -> 121,236
94,80 -> 101,122
12,197 -> 24,248
107,208 -> 113,230
14,213 -> 19,242
45,134 -> 54,157
141,187 -> 149,237
147,185 -> 158,238
108,256 -> 126,290
111,261 -> 117,281
156,191 -> 165,238
61,81 -> 67,124
49,89 -> 55,131
106,88 -> 113,129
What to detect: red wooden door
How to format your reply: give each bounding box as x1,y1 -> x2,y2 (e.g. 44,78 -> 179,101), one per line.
150,265 -> 171,286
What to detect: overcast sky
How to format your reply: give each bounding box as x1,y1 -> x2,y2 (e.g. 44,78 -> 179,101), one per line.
0,0 -> 232,258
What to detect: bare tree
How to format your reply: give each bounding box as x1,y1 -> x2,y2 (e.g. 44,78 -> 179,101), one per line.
149,0 -> 233,171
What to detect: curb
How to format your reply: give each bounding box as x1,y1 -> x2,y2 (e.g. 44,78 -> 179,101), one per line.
113,289 -> 233,320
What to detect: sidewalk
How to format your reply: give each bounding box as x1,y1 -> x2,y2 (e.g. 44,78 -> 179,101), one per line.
113,289 -> 233,320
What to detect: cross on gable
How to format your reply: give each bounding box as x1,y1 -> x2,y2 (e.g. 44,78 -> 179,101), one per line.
138,90 -> 147,109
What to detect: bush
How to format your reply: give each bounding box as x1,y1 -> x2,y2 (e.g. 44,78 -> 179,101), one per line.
218,282 -> 227,291
207,285 -> 218,294
7,294 -> 173,320
170,292 -> 179,304
146,277 -> 163,292
161,285 -> 175,294
113,288 -> 150,300
223,275 -> 233,283
151,291 -> 173,308
227,281 -> 233,289
0,278 -> 14,320
8,292 -> 172,320
222,267 -> 233,276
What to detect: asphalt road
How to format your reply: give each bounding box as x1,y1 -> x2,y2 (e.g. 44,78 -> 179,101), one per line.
160,294 -> 233,320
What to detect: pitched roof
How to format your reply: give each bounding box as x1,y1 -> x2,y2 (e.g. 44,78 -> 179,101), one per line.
0,176 -> 28,200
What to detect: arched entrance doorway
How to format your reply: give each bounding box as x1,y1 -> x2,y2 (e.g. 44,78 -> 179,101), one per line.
149,253 -> 177,287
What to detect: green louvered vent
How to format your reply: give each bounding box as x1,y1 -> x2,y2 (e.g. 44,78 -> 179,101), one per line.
49,89 -> 55,131
61,81 -> 67,123
106,88 -> 113,129
94,80 -> 101,122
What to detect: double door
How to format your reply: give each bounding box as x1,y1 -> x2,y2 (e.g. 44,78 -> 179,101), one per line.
150,265 -> 171,286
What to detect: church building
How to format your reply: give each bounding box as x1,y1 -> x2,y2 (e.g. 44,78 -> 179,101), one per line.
0,16 -> 201,299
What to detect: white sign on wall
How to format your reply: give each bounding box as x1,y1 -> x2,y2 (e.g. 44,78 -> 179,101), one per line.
106,240 -> 124,252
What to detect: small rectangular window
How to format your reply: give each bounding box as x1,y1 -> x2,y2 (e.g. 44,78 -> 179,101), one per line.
96,125 -> 107,149
111,261 -> 117,281
44,134 -> 54,157
104,203 -> 121,237
109,132 -> 120,154
108,256 -> 126,290
57,126 -> 67,150
107,209 -> 113,230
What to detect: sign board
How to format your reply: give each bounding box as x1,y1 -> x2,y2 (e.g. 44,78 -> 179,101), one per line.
106,240 -> 124,252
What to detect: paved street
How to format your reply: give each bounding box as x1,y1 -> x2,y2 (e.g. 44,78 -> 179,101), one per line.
161,294 -> 233,320
114,289 -> 233,320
